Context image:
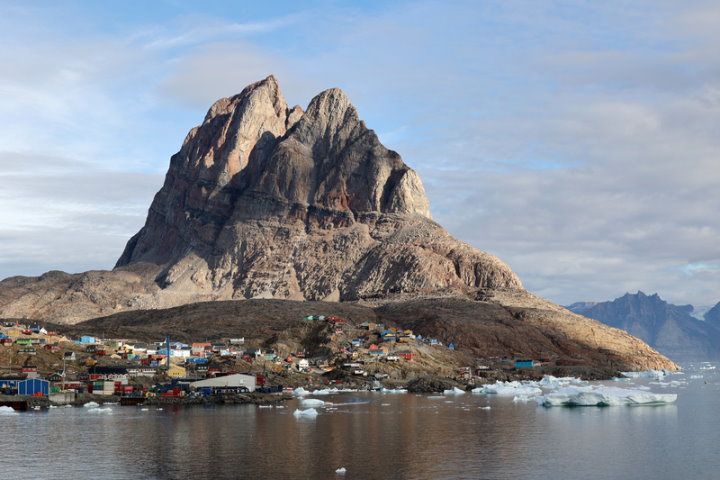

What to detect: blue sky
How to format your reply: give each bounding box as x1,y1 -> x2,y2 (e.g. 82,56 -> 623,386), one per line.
1,0 -> 718,309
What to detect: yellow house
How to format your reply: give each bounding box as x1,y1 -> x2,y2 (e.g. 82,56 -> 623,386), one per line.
167,364 -> 187,378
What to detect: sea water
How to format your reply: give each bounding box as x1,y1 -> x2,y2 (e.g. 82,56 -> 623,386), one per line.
1,363 -> 718,480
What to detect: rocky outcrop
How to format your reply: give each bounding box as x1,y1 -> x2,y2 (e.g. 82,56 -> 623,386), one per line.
567,292 -> 720,361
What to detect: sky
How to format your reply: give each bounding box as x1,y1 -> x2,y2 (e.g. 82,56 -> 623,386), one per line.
0,0 -> 718,309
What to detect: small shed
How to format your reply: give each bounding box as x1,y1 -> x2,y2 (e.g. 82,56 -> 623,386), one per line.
515,360 -> 535,368
18,378 -> 49,396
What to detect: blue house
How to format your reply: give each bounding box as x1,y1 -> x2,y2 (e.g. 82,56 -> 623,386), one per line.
18,378 -> 49,396
79,336 -> 96,344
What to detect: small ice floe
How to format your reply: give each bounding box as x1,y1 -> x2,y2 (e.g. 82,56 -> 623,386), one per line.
276,406 -> 286,409
0,406 -> 17,414
689,375 -> 704,379
473,381 -> 542,397
479,406 -> 491,410
258,405 -> 273,408
379,388 -> 407,394
620,370 -> 670,380
293,408 -> 319,417
427,396 -> 445,399
48,405 -> 57,409
649,380 -> 687,388
292,387 -> 310,397
87,407 -> 113,414
336,467 -> 347,474
537,376 -> 586,389
443,387 -> 466,395
33,406 -> 41,410
381,403 -> 391,406
300,398 -> 326,408
538,386 -> 677,407
83,402 -> 100,408
141,408 -> 149,411
513,395 -> 535,403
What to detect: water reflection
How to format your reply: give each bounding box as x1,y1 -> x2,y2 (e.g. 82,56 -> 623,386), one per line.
0,372 -> 715,480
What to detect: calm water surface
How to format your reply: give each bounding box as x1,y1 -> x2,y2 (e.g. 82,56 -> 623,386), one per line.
2,363 -> 719,480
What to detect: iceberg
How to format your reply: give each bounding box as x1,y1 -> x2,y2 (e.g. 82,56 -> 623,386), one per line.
537,375 -> 586,389
83,401 -> 100,408
300,398 -> 326,407
336,467 -> 347,474
0,406 -> 17,414
473,381 -> 542,397
378,388 -> 407,394
292,387 -> 311,397
443,387 -> 466,395
87,407 -> 113,413
620,370 -> 669,380
293,408 -> 319,417
538,386 -> 677,407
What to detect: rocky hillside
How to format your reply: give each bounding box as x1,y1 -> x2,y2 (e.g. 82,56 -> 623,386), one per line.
567,292 -> 720,361
53,295 -> 675,374
0,76 -> 678,372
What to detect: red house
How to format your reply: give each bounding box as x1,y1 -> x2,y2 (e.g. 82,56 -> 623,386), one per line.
397,351 -> 414,361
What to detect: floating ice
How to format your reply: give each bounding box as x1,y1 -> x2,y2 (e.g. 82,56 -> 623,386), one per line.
620,370 -> 670,380
538,385 -> 677,407
378,388 -> 407,394
0,406 -> 17,414
292,387 -> 310,397
427,396 -> 445,399
473,381 -> 542,397
513,395 -> 535,403
443,387 -> 466,395
293,408 -> 319,417
479,406 -> 491,410
300,398 -> 326,407
87,407 -> 113,413
537,376 -> 586,389
336,467 -> 347,474
689,375 -> 703,379
83,402 -> 100,408
258,405 -> 273,408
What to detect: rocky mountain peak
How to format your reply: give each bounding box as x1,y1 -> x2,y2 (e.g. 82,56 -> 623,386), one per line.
112,76 -> 514,300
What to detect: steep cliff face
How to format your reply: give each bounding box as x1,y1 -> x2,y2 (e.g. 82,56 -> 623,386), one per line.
115,75 -> 520,303
568,292 -> 720,361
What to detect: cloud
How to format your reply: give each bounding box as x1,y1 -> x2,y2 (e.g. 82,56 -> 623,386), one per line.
0,0 -> 718,309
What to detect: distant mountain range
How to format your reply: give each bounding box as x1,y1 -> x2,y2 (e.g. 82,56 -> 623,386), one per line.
566,292 -> 720,361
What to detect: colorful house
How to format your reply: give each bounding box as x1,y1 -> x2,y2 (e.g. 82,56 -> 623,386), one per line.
167,364 -> 187,378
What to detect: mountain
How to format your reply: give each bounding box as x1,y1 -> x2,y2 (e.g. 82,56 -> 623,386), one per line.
0,76 -> 676,372
704,301 -> 720,326
567,292 -> 720,361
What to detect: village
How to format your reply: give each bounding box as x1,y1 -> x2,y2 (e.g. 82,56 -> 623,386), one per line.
0,313 -> 550,409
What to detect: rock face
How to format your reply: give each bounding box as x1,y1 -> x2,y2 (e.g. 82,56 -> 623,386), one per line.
115,75 -> 520,303
567,292 -> 720,361
0,76 -> 679,372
